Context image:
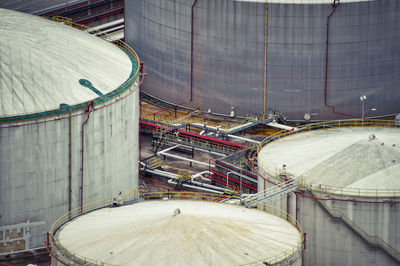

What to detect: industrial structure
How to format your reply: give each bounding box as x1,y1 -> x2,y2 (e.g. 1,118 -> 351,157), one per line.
1,0 -> 400,265
125,0 -> 400,120
257,121 -> 400,265
0,8 -> 141,255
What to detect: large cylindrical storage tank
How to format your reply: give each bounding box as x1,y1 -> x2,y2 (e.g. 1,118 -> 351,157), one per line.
257,121 -> 400,265
0,9 -> 140,254
49,196 -> 304,265
125,0 -> 400,121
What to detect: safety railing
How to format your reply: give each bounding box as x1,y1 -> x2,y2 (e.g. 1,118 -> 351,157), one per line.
48,189 -> 137,266
0,16 -> 140,125
310,184 -> 400,198
256,119 -> 400,197
152,128 -> 240,154
142,191 -> 304,266
49,191 -> 303,265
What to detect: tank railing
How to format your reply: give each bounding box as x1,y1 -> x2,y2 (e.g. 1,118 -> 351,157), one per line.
256,119 -> 400,197
48,188 -> 138,266
315,193 -> 400,263
142,191 -> 304,265
0,16 -> 140,125
309,184 -> 400,198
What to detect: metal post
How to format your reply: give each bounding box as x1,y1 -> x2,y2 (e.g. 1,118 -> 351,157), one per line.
360,95 -> 366,126
227,171 -> 234,188
362,99 -> 365,126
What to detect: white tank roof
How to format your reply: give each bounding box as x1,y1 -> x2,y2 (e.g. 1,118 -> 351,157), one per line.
258,127 -> 400,191
0,8 -> 132,117
57,200 -> 301,265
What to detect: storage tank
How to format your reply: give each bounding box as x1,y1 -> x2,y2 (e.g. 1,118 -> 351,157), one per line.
0,8 -> 140,255
49,196 -> 304,265
125,0 -> 400,120
257,121 -> 400,265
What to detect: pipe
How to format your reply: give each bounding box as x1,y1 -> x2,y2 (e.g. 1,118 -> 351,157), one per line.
157,150 -> 214,167
227,134 -> 260,144
263,3 -> 268,118
190,0 -> 199,102
45,233 -> 68,266
167,180 -> 224,194
68,110 -> 72,217
152,0 -> 198,118
144,168 -> 230,193
191,170 -> 211,181
80,101 -> 94,212
324,0 -> 357,118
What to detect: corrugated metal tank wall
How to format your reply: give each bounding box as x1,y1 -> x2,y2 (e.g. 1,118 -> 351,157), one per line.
125,0 -> 400,120
258,169 -> 400,265
0,87 -> 139,251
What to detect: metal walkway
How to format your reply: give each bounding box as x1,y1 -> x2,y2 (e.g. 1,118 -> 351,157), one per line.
244,178 -> 298,208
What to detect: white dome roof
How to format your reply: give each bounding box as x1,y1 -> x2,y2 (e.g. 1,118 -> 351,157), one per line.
258,127 -> 400,191
57,200 -> 301,265
0,8 -> 132,117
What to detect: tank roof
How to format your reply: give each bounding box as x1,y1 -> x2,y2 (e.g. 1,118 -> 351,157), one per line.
0,8 -> 132,117
56,200 -> 301,265
259,127 -> 400,192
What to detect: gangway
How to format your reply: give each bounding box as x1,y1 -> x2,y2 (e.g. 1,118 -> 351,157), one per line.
244,178 -> 298,208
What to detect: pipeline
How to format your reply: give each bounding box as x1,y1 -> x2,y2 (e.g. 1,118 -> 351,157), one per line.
45,233 -> 68,266
324,0 -> 357,118
167,180 -> 224,194
80,101 -> 94,212
139,62 -> 147,164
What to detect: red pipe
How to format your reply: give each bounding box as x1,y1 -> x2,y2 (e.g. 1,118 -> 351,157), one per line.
80,101 -> 94,212
324,0 -> 358,118
152,0 -> 198,117
211,170 -> 257,191
45,232 -> 69,266
140,121 -> 247,149
288,232 -> 307,265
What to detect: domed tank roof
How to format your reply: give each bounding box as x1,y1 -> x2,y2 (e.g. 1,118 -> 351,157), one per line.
0,8 -> 132,117
56,200 -> 301,265
258,127 -> 400,192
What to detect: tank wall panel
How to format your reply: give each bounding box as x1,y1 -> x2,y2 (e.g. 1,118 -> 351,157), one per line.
257,169 -> 400,265
126,0 -> 400,120
0,86 -> 139,250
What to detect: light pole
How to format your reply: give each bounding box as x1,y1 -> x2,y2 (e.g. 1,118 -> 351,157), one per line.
360,95 -> 367,126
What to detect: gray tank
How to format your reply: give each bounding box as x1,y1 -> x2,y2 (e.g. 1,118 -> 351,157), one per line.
125,0 -> 400,121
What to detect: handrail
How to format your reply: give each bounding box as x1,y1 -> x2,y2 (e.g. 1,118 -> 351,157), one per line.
314,193 -> 400,263
255,119 -> 400,197
50,191 -> 304,265
0,16 -> 140,125
48,188 -> 137,266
